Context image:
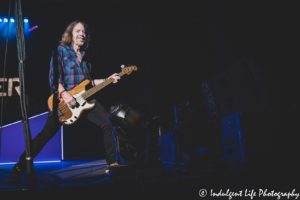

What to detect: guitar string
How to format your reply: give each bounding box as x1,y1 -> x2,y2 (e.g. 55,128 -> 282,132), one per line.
56,72 -> 127,114
56,68 -> 133,114
57,79 -> 113,113
57,77 -> 116,113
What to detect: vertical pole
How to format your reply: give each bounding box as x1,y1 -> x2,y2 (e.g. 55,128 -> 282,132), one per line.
14,0 -> 38,190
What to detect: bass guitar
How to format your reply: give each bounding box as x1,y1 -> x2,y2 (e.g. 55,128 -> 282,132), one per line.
47,65 -> 137,125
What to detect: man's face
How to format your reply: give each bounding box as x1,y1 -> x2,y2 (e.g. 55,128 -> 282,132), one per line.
72,23 -> 86,48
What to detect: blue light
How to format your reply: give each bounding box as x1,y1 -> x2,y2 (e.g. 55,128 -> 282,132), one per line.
10,18 -> 14,22
4,18 -> 8,22
0,160 -> 61,165
24,18 -> 28,23
0,18 -> 2,22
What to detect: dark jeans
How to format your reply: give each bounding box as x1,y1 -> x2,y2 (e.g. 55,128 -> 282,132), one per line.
18,101 -> 116,170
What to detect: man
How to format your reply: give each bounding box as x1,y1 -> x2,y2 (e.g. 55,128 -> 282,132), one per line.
6,21 -> 119,184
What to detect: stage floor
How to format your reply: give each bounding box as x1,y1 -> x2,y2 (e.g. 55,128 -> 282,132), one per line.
0,159 -> 249,199
0,159 -> 114,191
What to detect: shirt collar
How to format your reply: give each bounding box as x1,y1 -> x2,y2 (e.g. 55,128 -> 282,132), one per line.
68,45 -> 85,57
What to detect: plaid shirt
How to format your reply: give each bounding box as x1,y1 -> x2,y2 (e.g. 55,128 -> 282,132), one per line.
49,45 -> 91,91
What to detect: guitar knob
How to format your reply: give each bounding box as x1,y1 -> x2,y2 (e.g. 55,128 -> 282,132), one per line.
120,64 -> 125,68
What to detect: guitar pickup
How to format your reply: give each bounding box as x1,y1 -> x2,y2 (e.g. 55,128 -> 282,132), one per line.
57,108 -> 64,117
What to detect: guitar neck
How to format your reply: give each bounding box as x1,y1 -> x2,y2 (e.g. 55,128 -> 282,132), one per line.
82,71 -> 125,100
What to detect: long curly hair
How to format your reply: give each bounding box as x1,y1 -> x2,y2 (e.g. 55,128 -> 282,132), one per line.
60,20 -> 91,50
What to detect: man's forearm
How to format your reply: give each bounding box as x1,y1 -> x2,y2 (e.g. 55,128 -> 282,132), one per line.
58,83 -> 66,94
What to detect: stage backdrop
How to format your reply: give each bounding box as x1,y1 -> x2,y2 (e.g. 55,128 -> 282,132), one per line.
0,112 -> 62,164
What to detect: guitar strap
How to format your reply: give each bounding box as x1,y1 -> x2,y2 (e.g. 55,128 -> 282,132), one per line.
83,61 -> 95,86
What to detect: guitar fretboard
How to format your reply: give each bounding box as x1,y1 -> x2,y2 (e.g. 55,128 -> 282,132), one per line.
81,71 -> 125,100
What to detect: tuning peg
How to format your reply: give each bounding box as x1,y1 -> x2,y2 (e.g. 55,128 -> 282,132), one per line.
120,64 -> 125,68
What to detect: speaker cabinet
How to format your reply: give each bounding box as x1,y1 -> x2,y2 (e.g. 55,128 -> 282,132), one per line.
158,132 -> 176,163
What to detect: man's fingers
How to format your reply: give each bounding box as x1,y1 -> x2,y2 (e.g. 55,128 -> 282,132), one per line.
71,100 -> 76,106
67,99 -> 76,107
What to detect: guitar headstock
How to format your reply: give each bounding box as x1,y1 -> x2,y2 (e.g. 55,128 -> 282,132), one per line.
121,65 -> 138,75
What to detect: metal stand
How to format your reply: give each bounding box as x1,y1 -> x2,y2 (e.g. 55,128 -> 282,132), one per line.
14,0 -> 38,190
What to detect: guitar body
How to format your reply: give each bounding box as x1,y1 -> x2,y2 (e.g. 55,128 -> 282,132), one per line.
48,79 -> 95,125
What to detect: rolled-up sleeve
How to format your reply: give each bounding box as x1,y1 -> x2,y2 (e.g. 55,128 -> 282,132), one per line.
49,46 -> 65,90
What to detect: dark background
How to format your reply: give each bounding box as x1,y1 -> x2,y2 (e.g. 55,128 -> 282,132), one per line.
0,0 -> 298,187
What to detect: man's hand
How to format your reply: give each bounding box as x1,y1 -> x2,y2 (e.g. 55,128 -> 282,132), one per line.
62,92 -> 77,107
109,73 -> 120,83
